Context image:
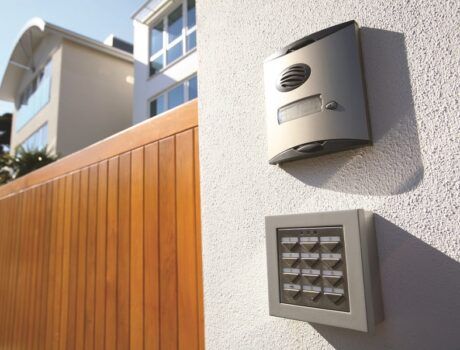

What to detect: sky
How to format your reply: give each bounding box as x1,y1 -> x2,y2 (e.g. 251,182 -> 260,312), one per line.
0,0 -> 146,115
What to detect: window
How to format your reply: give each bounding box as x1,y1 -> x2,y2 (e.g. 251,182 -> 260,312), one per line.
150,95 -> 165,116
150,75 -> 197,117
20,123 -> 48,151
16,60 -> 52,131
149,0 -> 196,76
188,75 -> 197,100
167,84 -> 184,109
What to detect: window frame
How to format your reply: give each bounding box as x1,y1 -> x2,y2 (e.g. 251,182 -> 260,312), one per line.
148,74 -> 197,118
148,0 -> 196,77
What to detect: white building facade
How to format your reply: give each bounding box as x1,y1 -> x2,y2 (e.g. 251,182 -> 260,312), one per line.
197,0 -> 460,349
0,18 -> 134,157
132,0 -> 197,125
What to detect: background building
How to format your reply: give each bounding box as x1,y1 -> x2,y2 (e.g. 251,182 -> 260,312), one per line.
0,18 -> 134,157
132,0 -> 197,124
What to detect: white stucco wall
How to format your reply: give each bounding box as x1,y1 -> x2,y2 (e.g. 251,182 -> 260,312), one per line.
56,39 -> 133,156
197,1 -> 460,349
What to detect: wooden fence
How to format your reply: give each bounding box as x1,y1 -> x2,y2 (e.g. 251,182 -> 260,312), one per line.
0,100 -> 204,350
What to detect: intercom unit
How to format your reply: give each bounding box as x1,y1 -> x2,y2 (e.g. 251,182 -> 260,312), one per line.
265,210 -> 383,332
264,21 -> 372,164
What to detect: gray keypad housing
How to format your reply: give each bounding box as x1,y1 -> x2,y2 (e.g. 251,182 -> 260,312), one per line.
277,226 -> 349,312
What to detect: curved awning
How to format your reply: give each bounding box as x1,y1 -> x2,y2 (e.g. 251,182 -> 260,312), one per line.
0,18 -> 47,102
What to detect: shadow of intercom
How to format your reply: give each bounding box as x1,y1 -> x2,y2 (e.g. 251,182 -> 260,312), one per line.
281,28 -> 424,196
311,215 -> 460,350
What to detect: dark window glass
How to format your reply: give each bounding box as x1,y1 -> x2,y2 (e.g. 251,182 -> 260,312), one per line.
167,84 -> 184,109
187,0 -> 196,28
167,42 -> 183,64
151,22 -> 164,55
188,75 -> 197,100
168,5 -> 183,43
187,31 -> 196,51
150,95 -> 165,117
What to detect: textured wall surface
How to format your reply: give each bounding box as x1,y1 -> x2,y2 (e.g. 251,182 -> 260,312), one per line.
197,0 -> 460,349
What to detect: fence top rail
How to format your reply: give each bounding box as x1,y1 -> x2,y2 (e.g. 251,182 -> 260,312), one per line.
0,100 -> 198,199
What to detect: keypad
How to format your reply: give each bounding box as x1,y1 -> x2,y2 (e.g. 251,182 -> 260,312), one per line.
277,226 -> 349,312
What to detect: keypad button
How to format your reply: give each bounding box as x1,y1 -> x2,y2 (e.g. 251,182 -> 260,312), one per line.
302,285 -> 322,301
324,287 -> 345,304
301,268 -> 320,283
282,267 -> 300,282
301,252 -> 320,266
283,283 -> 301,300
321,253 -> 342,268
322,269 -> 343,286
282,252 -> 300,267
320,236 -> 341,251
281,237 -> 299,250
300,236 -> 319,251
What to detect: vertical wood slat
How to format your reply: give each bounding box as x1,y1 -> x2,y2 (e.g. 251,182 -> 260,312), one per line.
26,187 -> 42,350
118,152 -> 131,350
75,168 -> 89,350
21,188 -> 34,349
85,165 -> 99,350
144,142 -> 160,350
30,185 -> 46,350
16,188 -> 32,349
131,147 -> 144,350
194,127 -> 206,350
95,161 -> 108,350
7,193 -> 23,348
176,129 -> 199,350
45,180 -> 59,350
105,156 -> 119,350
59,175 -> 74,349
0,103 -> 203,350
159,136 -> 178,350
52,177 -> 67,349
38,183 -> 53,350
3,194 -> 15,348
66,172 -> 81,350
13,190 -> 30,348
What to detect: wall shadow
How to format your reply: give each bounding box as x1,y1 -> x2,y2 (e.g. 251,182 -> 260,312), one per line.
312,215 -> 460,349
281,28 -> 424,196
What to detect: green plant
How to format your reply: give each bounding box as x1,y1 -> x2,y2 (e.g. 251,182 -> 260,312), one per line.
0,147 -> 58,185
0,153 -> 13,184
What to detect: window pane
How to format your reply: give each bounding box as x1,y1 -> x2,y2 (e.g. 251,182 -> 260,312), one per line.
151,22 -> 164,55
187,0 -> 196,28
167,84 -> 184,109
150,54 -> 164,75
22,123 -> 48,151
187,31 -> 196,51
188,76 -> 197,100
16,61 -> 52,131
150,95 -> 165,117
168,5 -> 183,43
166,42 -> 183,64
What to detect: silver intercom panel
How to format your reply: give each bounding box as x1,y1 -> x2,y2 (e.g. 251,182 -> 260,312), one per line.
265,210 -> 383,332
264,21 -> 371,164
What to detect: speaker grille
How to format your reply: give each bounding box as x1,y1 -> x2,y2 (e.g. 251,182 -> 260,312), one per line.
276,63 -> 311,92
